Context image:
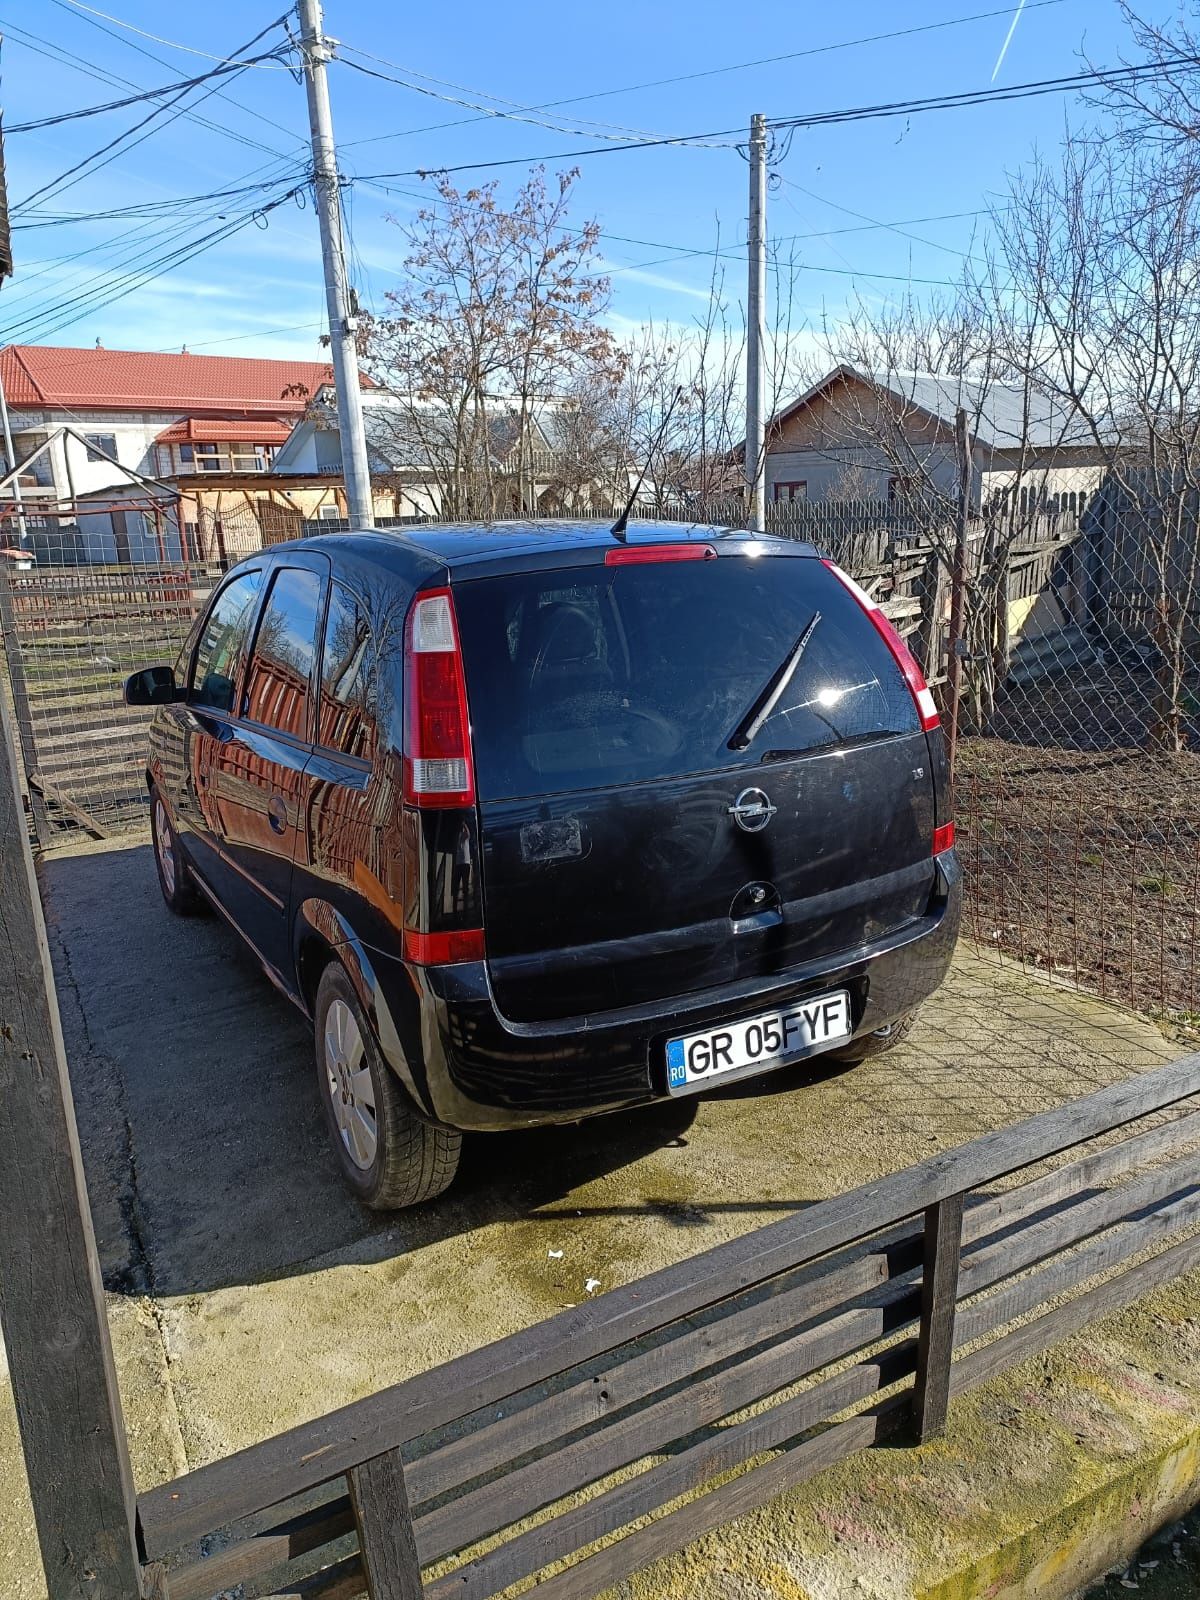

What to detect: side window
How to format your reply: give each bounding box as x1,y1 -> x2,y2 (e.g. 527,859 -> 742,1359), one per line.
189,570 -> 263,712
318,582 -> 378,760
243,567 -> 324,738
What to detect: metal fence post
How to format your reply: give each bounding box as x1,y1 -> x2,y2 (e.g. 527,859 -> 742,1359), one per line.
0,678 -> 143,1596
912,1191 -> 965,1443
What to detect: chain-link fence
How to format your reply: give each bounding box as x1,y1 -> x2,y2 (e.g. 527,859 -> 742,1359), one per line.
1,493 -> 1196,1035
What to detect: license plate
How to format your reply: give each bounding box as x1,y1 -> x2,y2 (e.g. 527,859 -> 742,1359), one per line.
665,991 -> 851,1093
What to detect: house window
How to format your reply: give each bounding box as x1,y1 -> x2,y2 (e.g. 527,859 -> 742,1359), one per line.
84,433 -> 118,463
317,504 -> 341,521
178,444 -> 194,464
773,480 -> 807,503
887,475 -> 914,501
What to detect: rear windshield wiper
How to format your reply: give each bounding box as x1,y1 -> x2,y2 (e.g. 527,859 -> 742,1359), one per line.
727,611 -> 821,751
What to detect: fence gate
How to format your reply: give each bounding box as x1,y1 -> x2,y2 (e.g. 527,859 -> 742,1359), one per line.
0,558 -> 220,845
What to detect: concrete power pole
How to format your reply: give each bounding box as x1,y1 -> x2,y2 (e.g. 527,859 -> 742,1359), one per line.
745,113 -> 768,532
296,0 -> 375,529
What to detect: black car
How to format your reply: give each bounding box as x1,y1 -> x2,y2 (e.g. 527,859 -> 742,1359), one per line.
126,521 -> 961,1207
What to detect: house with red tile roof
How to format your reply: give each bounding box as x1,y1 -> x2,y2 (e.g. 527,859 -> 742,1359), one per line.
0,343 -> 371,507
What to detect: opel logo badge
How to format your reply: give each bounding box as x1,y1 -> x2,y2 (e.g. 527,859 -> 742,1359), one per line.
728,787 -> 777,833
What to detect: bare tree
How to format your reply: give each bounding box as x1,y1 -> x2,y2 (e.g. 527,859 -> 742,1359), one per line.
987,120 -> 1200,751
366,169 -> 626,518
811,290 -> 1076,728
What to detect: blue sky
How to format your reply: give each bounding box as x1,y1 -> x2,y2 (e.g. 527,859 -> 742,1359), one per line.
0,0 -> 1167,362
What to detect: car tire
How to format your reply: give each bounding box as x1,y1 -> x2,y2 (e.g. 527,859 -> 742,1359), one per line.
314,963 -> 462,1209
150,787 -> 201,916
827,1007 -> 921,1065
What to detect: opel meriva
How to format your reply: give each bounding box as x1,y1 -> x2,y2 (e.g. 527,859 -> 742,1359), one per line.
126,522 -> 961,1207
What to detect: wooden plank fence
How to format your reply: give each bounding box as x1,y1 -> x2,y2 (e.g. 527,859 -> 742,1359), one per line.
131,1052 -> 1200,1600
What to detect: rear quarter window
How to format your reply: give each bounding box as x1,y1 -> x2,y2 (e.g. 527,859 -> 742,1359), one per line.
453,554 -> 921,801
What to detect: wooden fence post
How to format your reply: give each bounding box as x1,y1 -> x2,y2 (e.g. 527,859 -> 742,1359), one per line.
0,691 -> 143,1598
348,1448 -> 424,1599
912,1191 -> 965,1444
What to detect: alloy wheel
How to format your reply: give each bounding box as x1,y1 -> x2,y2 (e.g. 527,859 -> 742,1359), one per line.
154,799 -> 176,899
323,997 -> 378,1170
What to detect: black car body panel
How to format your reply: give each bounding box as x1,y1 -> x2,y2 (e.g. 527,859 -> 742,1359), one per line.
142,521 -> 962,1134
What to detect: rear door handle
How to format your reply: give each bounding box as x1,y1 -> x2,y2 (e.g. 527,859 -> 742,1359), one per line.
268,795 -> 287,834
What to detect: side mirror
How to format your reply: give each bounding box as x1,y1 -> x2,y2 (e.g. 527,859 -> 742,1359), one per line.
124,665 -> 180,706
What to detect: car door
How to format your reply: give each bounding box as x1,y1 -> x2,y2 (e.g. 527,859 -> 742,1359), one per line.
209,554 -> 330,983
173,565 -> 267,899
292,573 -> 406,956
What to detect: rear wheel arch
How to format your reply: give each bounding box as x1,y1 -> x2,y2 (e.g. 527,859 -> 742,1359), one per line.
292,899 -> 430,1113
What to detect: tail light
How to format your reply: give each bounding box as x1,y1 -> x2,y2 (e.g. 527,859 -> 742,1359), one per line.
820,559 -> 939,731
932,822 -> 956,856
403,587 -> 475,808
403,928 -> 486,965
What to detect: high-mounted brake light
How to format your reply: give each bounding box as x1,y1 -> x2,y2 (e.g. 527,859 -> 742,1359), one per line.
932,822 -> 956,856
604,544 -> 718,565
821,558 -> 940,731
403,586 -> 476,807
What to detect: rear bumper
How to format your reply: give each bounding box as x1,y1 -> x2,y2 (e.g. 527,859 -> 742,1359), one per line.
378,853 -> 962,1132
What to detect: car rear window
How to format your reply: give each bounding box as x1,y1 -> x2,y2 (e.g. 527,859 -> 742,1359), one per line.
453,553 -> 922,801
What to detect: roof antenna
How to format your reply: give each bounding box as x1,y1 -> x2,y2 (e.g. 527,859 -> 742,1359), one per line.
610,386 -> 685,541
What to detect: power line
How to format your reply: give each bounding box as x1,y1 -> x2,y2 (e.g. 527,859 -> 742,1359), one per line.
5,48 -> 289,133
353,55 -> 1194,182
0,19 -> 289,159
337,44 -> 706,146
186,320 -> 326,349
14,16 -> 294,213
12,178 -> 307,230
56,0 -> 294,69
338,0 -> 1070,152
43,0 -> 302,151
1,187 -> 306,344
768,55 -> 1200,131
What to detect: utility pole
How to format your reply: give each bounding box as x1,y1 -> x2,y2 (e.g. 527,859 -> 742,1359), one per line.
296,0 -> 374,529
745,113 -> 768,532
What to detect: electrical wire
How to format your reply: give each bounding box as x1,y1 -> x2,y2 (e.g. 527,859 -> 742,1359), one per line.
5,50 -> 289,133
1,187 -> 307,344
43,0 -> 302,151
337,45 -> 709,145
12,178 -> 309,231
13,16 -> 294,213
769,55 -> 1200,131
56,0 -> 294,69
351,55 -> 1197,181
338,0 -> 1070,151
0,19 -> 289,159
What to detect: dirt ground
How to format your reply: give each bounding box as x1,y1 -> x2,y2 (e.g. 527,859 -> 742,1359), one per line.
957,739 -> 1200,1032
2,836 -> 1197,1599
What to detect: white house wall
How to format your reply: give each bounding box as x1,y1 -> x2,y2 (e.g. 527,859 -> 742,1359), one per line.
11,409 -> 168,496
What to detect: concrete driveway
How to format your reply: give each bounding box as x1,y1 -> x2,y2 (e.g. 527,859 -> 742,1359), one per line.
0,838 -> 1187,1599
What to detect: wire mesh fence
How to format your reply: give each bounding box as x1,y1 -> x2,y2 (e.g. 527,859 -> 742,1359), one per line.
0,493 -> 1196,1036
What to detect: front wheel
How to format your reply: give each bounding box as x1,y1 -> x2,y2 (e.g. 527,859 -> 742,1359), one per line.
827,1007 -> 921,1065
314,964 -> 462,1209
150,788 -> 201,915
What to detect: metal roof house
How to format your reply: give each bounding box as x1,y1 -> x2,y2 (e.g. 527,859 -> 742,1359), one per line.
764,365 -> 1107,509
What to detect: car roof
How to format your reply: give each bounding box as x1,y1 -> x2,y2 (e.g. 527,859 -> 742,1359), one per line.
265,518 -> 819,575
